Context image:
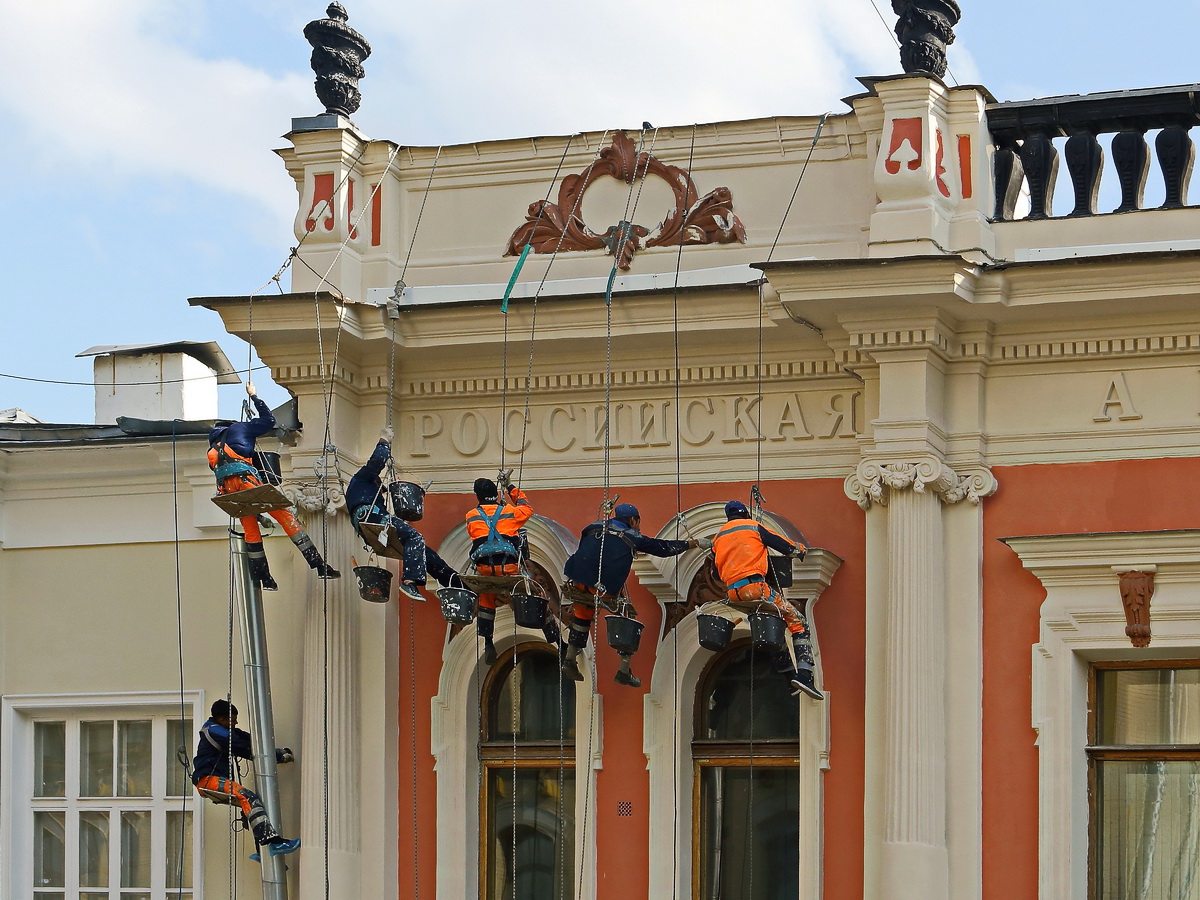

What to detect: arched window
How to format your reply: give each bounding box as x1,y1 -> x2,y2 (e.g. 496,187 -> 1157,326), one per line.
480,645 -> 576,900
694,641 -> 801,900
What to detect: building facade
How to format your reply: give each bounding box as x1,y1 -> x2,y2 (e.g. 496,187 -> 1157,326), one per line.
5,16 -> 1200,900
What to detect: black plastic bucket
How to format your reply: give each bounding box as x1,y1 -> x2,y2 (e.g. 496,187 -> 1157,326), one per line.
353,565 -> 392,603
605,615 -> 644,655
697,613 -> 734,652
253,451 -> 283,486
511,592 -> 548,629
749,612 -> 787,650
437,587 -> 477,625
767,555 -> 793,588
388,481 -> 425,522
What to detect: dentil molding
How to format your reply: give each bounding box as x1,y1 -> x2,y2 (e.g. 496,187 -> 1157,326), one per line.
844,456 -> 998,510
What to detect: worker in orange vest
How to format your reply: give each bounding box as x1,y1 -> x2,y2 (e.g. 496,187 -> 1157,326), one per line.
207,382 -> 339,590
711,500 -> 821,699
464,471 -> 545,663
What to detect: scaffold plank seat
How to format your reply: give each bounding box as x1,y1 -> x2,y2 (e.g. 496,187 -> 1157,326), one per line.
211,484 -> 292,518
458,573 -> 535,600
197,786 -> 236,805
357,522 -> 407,559
560,582 -> 623,612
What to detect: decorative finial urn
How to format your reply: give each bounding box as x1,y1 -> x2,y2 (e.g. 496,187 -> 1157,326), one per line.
891,0 -> 961,79
303,3 -> 372,117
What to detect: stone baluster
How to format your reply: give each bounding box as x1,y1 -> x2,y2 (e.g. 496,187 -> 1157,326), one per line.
1156,125 -> 1194,209
992,144 -> 1024,221
1064,131 -> 1103,217
1111,129 -> 1150,212
1018,132 -> 1058,219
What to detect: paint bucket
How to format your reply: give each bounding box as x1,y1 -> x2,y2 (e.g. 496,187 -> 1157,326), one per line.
605,615 -> 644,655
253,451 -> 283,486
437,587 -> 477,625
388,481 -> 425,522
353,565 -> 392,603
697,614 -> 734,652
511,592 -> 548,629
749,612 -> 787,650
767,555 -> 793,588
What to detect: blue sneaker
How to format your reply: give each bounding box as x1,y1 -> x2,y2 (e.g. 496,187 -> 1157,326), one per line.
249,851 -> 260,862
269,838 -> 301,857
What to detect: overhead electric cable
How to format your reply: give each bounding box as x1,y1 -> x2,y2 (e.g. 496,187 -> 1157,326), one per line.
0,366 -> 270,387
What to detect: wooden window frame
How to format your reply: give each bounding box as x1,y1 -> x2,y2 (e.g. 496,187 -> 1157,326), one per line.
478,645 -> 576,900
1086,659 -> 1200,899
690,640 -> 800,900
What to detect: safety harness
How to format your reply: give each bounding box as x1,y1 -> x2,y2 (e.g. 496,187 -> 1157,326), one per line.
209,438 -> 259,485
470,505 -> 518,563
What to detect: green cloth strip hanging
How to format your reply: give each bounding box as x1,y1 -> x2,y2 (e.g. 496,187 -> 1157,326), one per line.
500,243 -> 532,314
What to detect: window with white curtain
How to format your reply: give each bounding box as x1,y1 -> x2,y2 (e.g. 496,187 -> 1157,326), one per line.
1090,663 -> 1200,900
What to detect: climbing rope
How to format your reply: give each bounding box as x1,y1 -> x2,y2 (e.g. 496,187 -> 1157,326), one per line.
169,424 -> 189,900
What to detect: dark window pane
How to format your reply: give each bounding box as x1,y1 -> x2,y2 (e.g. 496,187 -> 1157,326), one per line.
118,721 -> 152,797
701,645 -> 800,741
699,766 -> 799,900
34,722 -> 66,797
34,811 -> 66,889
488,651 -> 576,743
1096,760 -> 1200,898
485,767 -> 575,900
80,721 -> 114,797
1097,669 -> 1200,745
166,718 -> 194,796
79,811 -> 109,888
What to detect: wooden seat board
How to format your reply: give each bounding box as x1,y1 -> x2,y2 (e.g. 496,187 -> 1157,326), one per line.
210,484 -> 292,518
357,522 -> 407,559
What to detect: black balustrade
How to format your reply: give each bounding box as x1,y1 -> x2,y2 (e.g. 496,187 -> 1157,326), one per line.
987,86 -> 1200,221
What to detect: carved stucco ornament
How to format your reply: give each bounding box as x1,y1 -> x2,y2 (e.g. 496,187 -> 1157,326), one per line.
844,457 -> 998,510
283,482 -> 346,516
892,0 -> 961,79
504,130 -> 747,270
1117,570 -> 1155,648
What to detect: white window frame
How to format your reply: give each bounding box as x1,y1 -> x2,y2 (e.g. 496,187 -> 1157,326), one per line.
1,691 -> 206,900
635,502 -> 839,900
1005,529 -> 1200,900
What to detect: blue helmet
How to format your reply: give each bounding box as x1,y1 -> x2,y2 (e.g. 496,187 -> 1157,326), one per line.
724,500 -> 751,519
613,503 -> 640,522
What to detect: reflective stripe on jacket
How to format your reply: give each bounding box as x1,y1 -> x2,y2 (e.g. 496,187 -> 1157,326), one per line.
712,519 -> 799,586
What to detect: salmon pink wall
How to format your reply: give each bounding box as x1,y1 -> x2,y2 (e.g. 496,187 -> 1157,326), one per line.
983,458 -> 1200,900
401,477 -> 865,899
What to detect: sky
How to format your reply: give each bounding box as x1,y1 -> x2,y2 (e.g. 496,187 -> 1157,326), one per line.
3,0 -> 1200,423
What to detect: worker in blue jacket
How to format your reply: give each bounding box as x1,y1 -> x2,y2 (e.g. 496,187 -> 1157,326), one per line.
347,427 -> 458,600
192,700 -> 299,859
561,503 -> 709,687
208,382 -> 339,589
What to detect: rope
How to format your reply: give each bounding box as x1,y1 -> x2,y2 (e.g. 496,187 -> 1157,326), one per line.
766,114 -> 830,265
0,365 -> 269,387
510,621 -> 518,900
169,423 -> 189,900
410,590 -> 421,900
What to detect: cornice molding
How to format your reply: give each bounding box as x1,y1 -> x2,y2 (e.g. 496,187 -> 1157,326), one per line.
844,456 -> 998,510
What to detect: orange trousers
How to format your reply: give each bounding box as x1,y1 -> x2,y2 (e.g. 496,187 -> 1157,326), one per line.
219,474 -> 302,542
195,774 -> 259,819
476,562 -> 519,612
728,581 -> 807,635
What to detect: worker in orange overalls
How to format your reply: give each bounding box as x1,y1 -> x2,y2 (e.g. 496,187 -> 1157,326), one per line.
464,471 -> 542,664
208,382 -> 339,591
711,500 -> 821,699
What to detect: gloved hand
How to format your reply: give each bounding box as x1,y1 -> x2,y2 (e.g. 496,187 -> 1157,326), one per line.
276,747 -> 295,764
498,468 -> 514,491
245,381 -> 257,397
696,537 -> 714,551
380,425 -> 394,443
790,546 -> 806,560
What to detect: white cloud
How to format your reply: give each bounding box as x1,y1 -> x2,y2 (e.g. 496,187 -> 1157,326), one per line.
0,0 -> 308,219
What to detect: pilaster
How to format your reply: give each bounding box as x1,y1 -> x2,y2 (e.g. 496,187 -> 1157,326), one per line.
846,456 -> 997,900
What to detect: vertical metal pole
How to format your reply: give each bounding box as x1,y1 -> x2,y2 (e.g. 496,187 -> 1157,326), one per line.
231,533 -> 290,900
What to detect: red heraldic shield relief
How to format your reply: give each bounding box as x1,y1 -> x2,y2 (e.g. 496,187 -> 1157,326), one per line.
885,118 -> 923,175
305,173 -> 336,233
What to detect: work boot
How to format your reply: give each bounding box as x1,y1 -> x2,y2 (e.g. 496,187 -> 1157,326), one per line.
398,582 -> 425,602
246,542 -> 278,591
477,611 -> 497,665
293,533 -> 341,579
790,665 -> 824,701
614,654 -> 641,688
560,644 -> 584,682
